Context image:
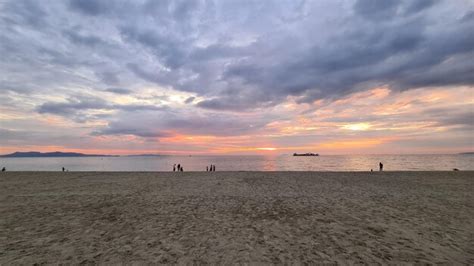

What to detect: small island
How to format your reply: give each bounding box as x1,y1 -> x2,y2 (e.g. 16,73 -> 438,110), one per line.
293,153 -> 319,156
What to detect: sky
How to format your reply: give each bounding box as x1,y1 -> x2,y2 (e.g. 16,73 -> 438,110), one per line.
0,0 -> 473,155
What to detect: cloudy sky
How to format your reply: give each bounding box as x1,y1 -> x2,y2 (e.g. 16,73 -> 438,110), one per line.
0,0 -> 473,155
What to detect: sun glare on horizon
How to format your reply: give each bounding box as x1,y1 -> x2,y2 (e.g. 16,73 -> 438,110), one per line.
342,123 -> 372,131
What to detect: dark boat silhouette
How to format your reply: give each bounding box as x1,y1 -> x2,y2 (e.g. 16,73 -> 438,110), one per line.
293,153 -> 319,156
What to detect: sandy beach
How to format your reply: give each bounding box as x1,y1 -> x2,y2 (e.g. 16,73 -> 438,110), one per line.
1,171 -> 473,264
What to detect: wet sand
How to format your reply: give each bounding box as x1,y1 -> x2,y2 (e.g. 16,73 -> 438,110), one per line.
1,171 -> 473,264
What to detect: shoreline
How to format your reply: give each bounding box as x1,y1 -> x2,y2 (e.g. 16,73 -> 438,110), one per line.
1,170 -> 473,172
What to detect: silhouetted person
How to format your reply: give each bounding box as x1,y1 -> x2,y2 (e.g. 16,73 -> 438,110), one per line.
1,167 -> 5,172
206,166 -> 209,171
371,169 -> 373,172
180,166 -> 184,172
177,164 -> 181,172
62,167 -> 65,172
213,165 -> 216,172
173,164 -> 176,172
379,162 -> 383,171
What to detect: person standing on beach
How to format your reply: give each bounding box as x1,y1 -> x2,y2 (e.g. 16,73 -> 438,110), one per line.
173,164 -> 176,172
213,165 -> 216,172
1,167 -> 5,172
206,166 -> 209,171
177,164 -> 180,172
180,166 -> 184,172
62,167 -> 65,172
379,162 -> 383,171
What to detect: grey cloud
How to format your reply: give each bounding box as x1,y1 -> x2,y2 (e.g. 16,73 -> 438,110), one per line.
1,0 -> 473,113
353,0 -> 436,20
126,63 -> 162,85
93,127 -> 170,138
214,10 -> 473,106
0,128 -> 92,149
115,104 -> 167,112
354,0 -> 400,20
94,109 -> 269,138
441,112 -> 474,127
97,71 -> 120,85
1,0 -> 48,28
119,25 -> 189,69
461,11 -> 474,22
422,106 -> 474,128
197,96 -> 276,111
37,96 -> 108,115
104,88 -> 132,95
62,29 -> 104,47
68,0 -> 108,16
403,0 -> 436,15
37,96 -> 166,117
184,97 -> 195,104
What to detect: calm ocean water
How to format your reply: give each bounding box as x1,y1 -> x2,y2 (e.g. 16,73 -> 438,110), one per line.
1,154 -> 473,171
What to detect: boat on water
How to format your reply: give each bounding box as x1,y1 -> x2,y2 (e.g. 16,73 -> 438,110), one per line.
293,153 -> 319,156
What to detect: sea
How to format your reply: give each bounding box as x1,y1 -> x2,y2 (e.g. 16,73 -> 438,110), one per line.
1,154 -> 473,171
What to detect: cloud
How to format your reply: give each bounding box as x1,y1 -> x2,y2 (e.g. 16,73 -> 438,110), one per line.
37,96 -> 166,117
0,0 -> 473,154
184,97 -> 195,104
353,0 -> 400,20
93,109 -> 270,139
92,127 -> 170,138
423,107 -> 474,128
68,0 -> 108,16
2,0 -> 472,111
37,96 -> 109,115
104,88 -> 132,95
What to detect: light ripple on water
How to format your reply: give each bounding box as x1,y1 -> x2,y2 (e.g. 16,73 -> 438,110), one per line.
1,154 -> 473,171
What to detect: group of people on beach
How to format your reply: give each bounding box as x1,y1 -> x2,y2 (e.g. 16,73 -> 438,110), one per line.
173,164 -> 184,172
171,164 -> 217,172
371,162 -> 384,172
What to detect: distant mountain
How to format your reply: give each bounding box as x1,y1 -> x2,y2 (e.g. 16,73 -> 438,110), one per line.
459,152 -> 474,155
126,154 -> 164,157
0,151 -> 115,158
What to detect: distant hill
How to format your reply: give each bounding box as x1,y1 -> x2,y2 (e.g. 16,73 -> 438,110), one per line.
0,151 -> 115,158
126,154 -> 164,157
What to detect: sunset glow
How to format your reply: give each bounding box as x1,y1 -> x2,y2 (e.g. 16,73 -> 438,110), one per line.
342,123 -> 372,131
0,0 -> 473,155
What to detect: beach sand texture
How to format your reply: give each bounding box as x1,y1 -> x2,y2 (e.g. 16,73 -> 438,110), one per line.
1,171 -> 473,264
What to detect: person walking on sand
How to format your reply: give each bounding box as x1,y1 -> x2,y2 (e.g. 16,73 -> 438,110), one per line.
173,164 -> 176,172
379,162 -> 383,171
177,164 -> 181,172
62,167 -> 65,172
213,165 -> 216,172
